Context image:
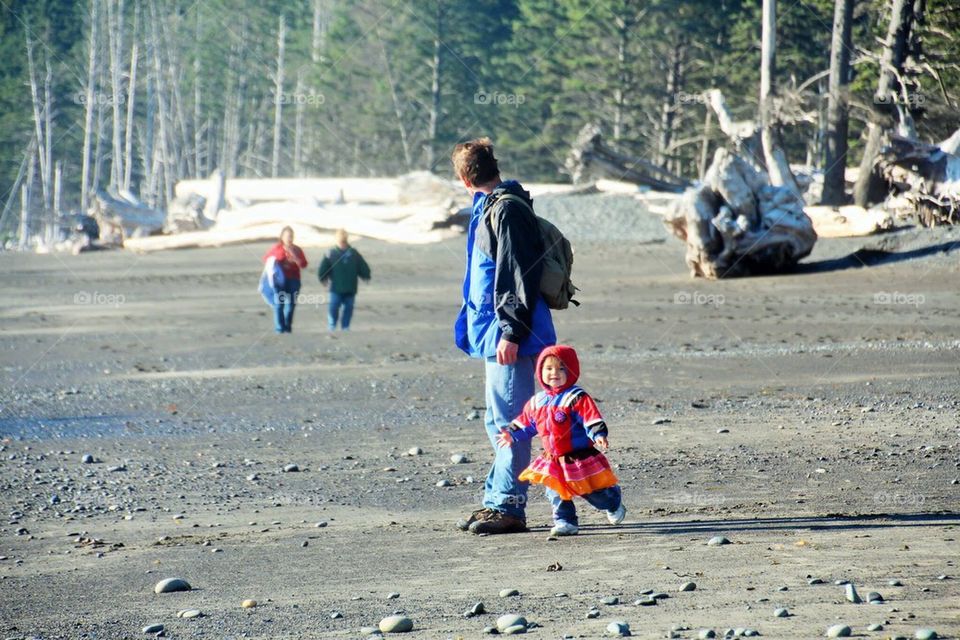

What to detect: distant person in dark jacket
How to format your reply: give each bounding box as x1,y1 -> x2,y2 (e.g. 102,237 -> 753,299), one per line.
262,226 -> 308,334
318,229 -> 371,331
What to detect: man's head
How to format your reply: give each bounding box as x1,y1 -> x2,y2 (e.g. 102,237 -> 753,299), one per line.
451,137 -> 500,193
335,228 -> 349,249
280,226 -> 294,246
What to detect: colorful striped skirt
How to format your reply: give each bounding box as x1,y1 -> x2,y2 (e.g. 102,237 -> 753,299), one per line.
519,448 -> 619,501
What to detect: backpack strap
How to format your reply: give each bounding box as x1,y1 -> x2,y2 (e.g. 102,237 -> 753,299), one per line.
487,193 -> 534,233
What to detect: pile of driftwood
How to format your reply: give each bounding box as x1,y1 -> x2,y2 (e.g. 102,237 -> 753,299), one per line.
119,171 -> 468,252
876,133 -> 960,227
665,148 -> 816,278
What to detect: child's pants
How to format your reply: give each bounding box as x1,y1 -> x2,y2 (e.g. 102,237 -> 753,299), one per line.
546,485 -> 622,527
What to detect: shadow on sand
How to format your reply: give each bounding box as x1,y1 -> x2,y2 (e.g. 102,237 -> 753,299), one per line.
796,240 -> 959,274
531,512 -> 960,536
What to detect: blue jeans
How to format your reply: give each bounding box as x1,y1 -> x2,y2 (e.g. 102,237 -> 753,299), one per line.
483,355 -> 536,518
328,292 -> 355,330
547,485 -> 622,527
272,279 -> 300,333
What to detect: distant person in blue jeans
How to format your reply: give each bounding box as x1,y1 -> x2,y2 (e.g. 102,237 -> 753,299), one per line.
451,137 -> 556,535
318,229 -> 371,331
262,226 -> 308,333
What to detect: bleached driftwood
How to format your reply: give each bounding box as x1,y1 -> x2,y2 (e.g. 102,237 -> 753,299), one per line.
90,189 -> 165,236
124,223 -> 336,252
804,205 -> 894,238
665,148 -> 816,278
564,124 -> 690,192
876,134 -> 960,226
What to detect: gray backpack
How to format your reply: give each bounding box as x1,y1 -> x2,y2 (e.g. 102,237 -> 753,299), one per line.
491,193 -> 579,310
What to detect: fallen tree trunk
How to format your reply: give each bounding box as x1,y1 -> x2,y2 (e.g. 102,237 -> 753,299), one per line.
665,148 -> 817,278
90,189 -> 165,236
564,124 -> 690,193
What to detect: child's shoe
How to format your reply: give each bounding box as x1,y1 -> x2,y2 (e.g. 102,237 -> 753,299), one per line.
606,504 -> 626,525
550,521 -> 579,536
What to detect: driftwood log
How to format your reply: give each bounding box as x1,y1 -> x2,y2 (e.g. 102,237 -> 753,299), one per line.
665,148 -> 817,278
564,124 -> 690,193
876,134 -> 960,226
90,189 -> 165,237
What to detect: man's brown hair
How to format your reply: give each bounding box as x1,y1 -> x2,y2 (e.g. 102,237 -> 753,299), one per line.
451,137 -> 500,186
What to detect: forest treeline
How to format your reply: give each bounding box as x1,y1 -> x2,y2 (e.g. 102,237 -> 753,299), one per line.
0,0 -> 958,236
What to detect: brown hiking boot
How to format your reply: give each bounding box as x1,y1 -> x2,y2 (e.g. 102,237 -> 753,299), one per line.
456,508 -> 496,531
468,510 -> 527,535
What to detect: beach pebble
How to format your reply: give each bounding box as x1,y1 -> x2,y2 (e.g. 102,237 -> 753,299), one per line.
606,621 -> 631,636
246,473 -> 259,481
499,588 -> 520,597
81,454 -> 94,464
386,592 -> 400,599
407,447 -> 423,455
867,624 -> 883,631
808,578 -> 825,585
717,428 -> 729,434
360,627 -> 379,635
330,611 -> 343,619
241,599 -> 257,608
601,595 -> 620,605
315,521 -> 328,528
468,602 -> 486,616
742,631 -> 759,637
483,626 -> 498,634
378,615 -> 413,633
142,623 -> 164,634
914,630 -> 938,640
707,536 -> 731,546
436,479 -> 452,487
503,625 -> 527,635
826,624 -> 851,637
586,609 -> 600,619
177,609 -> 202,619
154,578 -> 191,594
867,591 -> 884,603
679,581 -> 697,592
450,453 -> 468,464
888,579 -> 903,586
497,614 -> 527,632
282,464 -> 300,472
699,631 -> 717,639
634,596 -> 657,606
774,608 -> 789,617
845,584 -> 861,603
466,411 -> 481,421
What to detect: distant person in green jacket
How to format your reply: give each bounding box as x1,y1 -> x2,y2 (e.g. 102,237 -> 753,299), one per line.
318,229 -> 371,331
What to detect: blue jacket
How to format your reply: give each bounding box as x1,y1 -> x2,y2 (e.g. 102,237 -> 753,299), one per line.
455,180 -> 556,359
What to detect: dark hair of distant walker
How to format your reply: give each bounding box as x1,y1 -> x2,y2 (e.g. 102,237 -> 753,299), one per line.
451,137 -> 500,186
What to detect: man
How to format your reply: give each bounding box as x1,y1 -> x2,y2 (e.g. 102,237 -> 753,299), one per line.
318,229 -> 371,331
452,137 -> 557,535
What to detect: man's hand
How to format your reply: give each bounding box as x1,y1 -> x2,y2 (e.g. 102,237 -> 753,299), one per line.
496,338 -> 519,365
496,428 -> 513,448
594,436 -> 609,451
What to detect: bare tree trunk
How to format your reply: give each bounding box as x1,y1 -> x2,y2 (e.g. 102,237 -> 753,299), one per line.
312,0 -> 328,63
698,105 -> 712,178
194,8 -> 203,178
21,143 -> 37,247
612,16 -> 628,142
658,41 -> 685,168
25,30 -> 51,212
821,0 -> 854,205
426,4 -> 445,170
378,31 -> 413,171
148,0 -> 173,207
271,15 -> 286,178
81,0 -> 101,211
123,3 -> 138,192
759,0 -> 800,192
93,97 -> 106,196
54,161 -> 63,219
854,0 -> 914,207
293,70 -> 304,177
106,0 -> 125,190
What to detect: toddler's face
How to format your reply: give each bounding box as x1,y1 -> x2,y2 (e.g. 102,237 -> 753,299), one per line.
542,356 -> 567,388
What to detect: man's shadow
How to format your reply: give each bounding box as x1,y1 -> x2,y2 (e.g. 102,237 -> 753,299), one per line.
530,511 -> 960,535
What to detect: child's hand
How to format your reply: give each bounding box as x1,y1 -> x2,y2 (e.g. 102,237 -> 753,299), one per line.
496,429 -> 513,448
594,435 -> 609,451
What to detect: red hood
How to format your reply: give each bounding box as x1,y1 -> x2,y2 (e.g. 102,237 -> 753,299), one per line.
536,344 -> 580,395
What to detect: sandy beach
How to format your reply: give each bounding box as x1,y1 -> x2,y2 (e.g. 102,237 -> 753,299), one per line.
1,227 -> 959,639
